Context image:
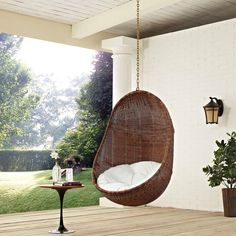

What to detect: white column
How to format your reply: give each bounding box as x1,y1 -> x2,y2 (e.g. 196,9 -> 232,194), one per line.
99,36 -> 136,208
102,36 -> 137,106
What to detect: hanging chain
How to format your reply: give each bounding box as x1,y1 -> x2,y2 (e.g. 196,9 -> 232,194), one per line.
136,0 -> 140,91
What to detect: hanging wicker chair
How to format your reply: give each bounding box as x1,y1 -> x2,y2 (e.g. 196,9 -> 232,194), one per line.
92,90 -> 174,206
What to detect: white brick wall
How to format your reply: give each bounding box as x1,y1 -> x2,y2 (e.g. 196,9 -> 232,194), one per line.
141,18 -> 236,211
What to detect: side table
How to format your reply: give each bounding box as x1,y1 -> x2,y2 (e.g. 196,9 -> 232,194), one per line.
40,185 -> 84,234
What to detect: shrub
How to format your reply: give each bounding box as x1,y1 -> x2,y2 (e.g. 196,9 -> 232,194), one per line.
203,132 -> 236,188
0,150 -> 54,171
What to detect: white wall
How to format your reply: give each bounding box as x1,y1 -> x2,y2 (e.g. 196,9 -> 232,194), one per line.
141,18 -> 236,212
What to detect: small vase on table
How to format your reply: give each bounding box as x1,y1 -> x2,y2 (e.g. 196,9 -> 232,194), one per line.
52,161 -> 61,184
50,151 -> 61,184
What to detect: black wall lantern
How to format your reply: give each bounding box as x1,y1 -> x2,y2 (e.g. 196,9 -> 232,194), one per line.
203,97 -> 224,124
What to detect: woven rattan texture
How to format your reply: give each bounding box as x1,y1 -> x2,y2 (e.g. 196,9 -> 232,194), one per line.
93,90 -> 174,206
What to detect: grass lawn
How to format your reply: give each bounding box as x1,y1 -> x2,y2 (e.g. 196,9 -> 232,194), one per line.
0,169 -> 101,214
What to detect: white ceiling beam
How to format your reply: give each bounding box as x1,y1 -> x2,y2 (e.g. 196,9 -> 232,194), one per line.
72,0 -> 182,39
0,10 -> 116,50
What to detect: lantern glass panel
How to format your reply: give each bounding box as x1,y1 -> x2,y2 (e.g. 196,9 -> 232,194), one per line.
205,107 -> 219,124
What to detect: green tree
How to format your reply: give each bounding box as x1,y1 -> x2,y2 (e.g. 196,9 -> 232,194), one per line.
3,74 -> 89,149
57,51 -> 112,166
0,33 -> 39,146
77,51 -> 112,119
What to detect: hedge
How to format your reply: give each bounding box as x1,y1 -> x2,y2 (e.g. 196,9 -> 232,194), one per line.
0,150 -> 54,171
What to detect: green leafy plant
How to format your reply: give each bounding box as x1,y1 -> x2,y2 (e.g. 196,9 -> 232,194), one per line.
56,51 -> 112,167
203,132 -> 236,188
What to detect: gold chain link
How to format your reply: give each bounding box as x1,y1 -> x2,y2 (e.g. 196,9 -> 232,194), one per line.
136,0 -> 140,91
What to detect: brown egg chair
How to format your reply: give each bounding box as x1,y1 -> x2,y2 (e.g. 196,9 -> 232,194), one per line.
92,90 -> 174,206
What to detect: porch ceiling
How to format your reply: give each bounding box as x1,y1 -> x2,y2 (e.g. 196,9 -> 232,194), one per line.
0,0 -> 236,49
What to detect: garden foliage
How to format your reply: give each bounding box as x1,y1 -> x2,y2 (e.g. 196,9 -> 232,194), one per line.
0,33 -> 39,146
56,52 -> 112,167
203,132 -> 236,188
0,150 -> 54,171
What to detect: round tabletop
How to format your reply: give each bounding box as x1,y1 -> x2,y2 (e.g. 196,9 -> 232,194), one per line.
40,184 -> 84,190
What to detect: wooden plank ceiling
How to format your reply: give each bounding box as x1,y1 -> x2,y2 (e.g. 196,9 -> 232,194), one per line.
0,0 -> 236,40
0,0 -> 133,24
107,0 -> 236,38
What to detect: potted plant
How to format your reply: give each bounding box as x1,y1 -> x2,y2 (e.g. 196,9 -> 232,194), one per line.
203,132 -> 236,217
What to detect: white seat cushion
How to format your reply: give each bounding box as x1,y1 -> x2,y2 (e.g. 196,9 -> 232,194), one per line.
97,161 -> 161,192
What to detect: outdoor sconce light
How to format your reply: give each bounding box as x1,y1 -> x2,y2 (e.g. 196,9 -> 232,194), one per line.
203,97 -> 224,124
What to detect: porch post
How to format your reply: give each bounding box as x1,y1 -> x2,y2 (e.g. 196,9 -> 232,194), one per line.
102,36 -> 136,106
99,37 -> 136,208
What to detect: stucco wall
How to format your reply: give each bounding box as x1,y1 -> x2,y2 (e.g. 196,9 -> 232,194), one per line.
141,18 -> 236,212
